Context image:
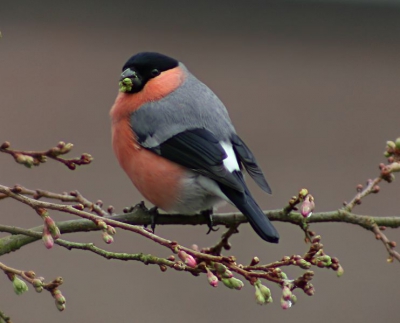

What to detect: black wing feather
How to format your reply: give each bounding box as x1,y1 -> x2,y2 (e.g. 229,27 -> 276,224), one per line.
218,171 -> 279,243
144,128 -> 244,193
231,134 -> 272,194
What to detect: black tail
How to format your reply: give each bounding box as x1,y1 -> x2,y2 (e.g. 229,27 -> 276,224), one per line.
219,173 -> 279,243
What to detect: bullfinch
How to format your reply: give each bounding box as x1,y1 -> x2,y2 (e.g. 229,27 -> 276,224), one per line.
110,52 -> 279,243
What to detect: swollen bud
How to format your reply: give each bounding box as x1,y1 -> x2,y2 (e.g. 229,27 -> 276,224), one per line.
395,137 -> 400,150
53,289 -> 66,305
296,259 -> 311,269
258,284 -> 271,300
102,231 -> 114,244
59,143 -> 74,154
280,297 -> 292,310
221,277 -> 244,290
206,269 -> 218,287
55,300 -> 66,312
32,279 -> 43,293
221,269 -> 233,278
301,194 -> 315,218
42,226 -> 54,249
106,225 -> 116,235
12,277 -> 29,295
336,265 -> 344,277
177,250 -> 197,268
282,286 -> 292,301
387,141 -> 396,150
229,277 -> 244,290
45,216 -> 61,239
214,263 -> 227,274
299,188 -> 309,199
254,285 -> 266,305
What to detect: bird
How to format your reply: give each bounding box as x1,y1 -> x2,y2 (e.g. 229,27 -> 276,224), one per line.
110,52 -> 279,243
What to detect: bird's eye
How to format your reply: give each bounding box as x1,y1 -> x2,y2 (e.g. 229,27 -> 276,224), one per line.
151,69 -> 161,77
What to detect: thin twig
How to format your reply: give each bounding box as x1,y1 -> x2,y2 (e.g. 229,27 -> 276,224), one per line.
0,310 -> 11,323
0,141 -> 93,170
371,224 -> 400,262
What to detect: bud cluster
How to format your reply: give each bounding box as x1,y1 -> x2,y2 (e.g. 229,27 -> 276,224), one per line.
384,138 -> 400,161
254,279 -> 272,305
96,220 -> 116,244
284,188 -> 315,218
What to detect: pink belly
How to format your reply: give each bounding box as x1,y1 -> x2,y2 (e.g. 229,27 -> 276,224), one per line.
112,120 -> 185,210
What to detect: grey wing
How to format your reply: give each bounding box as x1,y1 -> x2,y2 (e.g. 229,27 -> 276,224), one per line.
130,64 -> 236,148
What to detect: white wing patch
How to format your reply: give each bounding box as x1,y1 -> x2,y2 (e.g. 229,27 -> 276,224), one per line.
220,141 -> 240,173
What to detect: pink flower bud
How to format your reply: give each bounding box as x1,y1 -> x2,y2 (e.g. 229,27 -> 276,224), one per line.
301,194 -> 315,218
282,286 -> 292,301
206,269 -> 218,287
280,298 -> 292,310
45,216 -> 60,239
42,226 -> 54,249
178,250 -> 197,268
102,231 -> 114,244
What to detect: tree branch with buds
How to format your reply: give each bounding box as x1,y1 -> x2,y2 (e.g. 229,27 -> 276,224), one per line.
0,137 -> 400,320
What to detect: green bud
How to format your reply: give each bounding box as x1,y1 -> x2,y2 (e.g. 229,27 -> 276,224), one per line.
221,269 -> 233,278
13,277 -> 29,295
387,141 -> 396,149
254,286 -> 266,305
384,151 -> 391,157
33,278 -> 43,292
290,294 -> 297,305
258,284 -> 271,299
55,300 -> 66,312
316,255 -> 332,266
214,263 -> 227,274
221,277 -> 234,289
229,277 -> 244,290
299,188 -> 309,199
265,296 -> 273,304
297,259 -> 311,269
395,138 -> 400,149
336,265 -> 344,277
119,78 -> 133,92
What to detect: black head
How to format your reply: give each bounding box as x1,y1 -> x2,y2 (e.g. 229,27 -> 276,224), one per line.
119,52 -> 179,93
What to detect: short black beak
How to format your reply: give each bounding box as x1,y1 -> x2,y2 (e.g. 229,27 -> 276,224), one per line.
119,68 -> 139,81
119,68 -> 142,93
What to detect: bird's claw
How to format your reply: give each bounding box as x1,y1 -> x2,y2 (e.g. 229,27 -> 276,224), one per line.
202,209 -> 219,234
148,206 -> 159,233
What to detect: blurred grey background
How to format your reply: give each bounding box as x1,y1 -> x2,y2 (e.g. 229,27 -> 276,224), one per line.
1,0 -> 399,322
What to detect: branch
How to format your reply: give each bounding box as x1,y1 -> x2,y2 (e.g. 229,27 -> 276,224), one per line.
1,187 -> 400,257
1,136 -> 400,312
371,224 -> 400,262
0,141 -> 93,170
0,311 -> 11,323
0,260 -> 66,311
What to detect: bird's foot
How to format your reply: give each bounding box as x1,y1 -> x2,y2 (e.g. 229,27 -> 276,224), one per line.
148,206 -> 159,233
201,209 -> 219,234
